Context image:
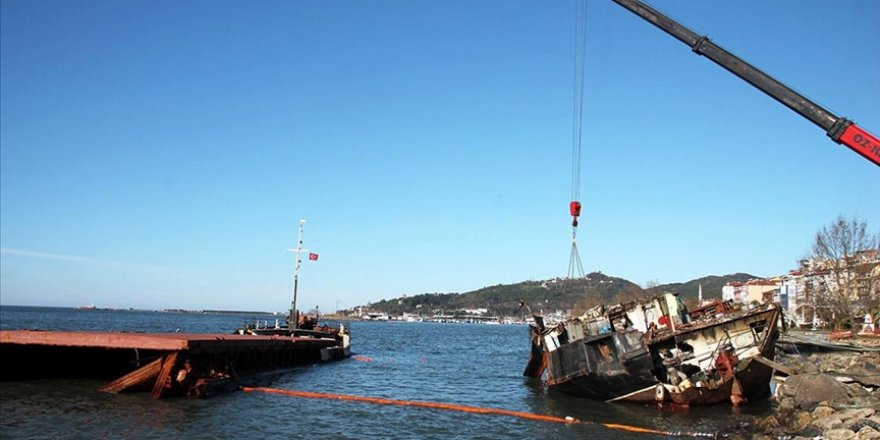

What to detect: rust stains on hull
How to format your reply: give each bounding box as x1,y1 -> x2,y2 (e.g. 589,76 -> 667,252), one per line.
0,329 -> 347,399
525,294 -> 781,407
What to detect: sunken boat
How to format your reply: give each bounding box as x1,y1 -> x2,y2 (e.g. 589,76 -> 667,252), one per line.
524,294 -> 780,406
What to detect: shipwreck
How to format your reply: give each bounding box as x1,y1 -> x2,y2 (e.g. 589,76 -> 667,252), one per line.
524,294 -> 781,406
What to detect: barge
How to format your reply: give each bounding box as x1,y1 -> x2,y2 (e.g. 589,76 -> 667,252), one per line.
0,222 -> 352,398
0,326 -> 350,398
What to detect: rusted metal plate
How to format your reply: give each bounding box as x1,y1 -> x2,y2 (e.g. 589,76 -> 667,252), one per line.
181,334 -> 338,354
0,330 -> 338,353
0,330 -> 189,351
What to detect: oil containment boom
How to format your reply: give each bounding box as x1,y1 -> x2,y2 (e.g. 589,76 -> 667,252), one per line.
611,0 -> 880,167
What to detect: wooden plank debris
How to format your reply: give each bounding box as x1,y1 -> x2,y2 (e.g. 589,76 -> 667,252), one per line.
754,355 -> 796,376
98,357 -> 163,394
151,352 -> 179,400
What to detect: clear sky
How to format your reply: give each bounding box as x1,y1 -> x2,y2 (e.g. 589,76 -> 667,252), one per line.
1,0 -> 878,313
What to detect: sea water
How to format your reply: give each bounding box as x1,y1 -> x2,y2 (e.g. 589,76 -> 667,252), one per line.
0,306 -> 771,439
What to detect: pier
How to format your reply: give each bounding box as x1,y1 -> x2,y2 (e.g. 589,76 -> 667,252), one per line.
0,329 -> 349,398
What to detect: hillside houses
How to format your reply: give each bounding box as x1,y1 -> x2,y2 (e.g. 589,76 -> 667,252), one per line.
721,279 -> 777,305
721,250 -> 880,328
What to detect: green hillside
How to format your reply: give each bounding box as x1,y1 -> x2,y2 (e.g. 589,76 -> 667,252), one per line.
368,271 -> 645,317
649,273 -> 757,302
364,272 -> 760,318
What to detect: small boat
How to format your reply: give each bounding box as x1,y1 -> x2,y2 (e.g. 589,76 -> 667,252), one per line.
524,294 -> 780,406
234,220 -> 350,361
235,313 -> 350,362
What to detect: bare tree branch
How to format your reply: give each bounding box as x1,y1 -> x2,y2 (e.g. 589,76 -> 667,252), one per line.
804,215 -> 879,329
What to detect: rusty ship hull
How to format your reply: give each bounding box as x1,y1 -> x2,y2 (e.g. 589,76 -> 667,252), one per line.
526,295 -> 780,406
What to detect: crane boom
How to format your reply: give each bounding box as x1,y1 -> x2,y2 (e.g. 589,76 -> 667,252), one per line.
611,0 -> 880,167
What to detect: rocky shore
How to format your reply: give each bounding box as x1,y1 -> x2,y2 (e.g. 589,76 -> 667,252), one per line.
743,348 -> 880,439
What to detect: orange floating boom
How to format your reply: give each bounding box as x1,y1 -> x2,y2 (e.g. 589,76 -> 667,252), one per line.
241,387 -> 716,437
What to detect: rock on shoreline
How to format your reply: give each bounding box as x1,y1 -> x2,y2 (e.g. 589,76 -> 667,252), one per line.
748,351 -> 880,439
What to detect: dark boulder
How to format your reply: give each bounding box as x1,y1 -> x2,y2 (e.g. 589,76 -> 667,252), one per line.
778,374 -> 851,410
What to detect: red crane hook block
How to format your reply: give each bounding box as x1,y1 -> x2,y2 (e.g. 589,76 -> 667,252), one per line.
569,201 -> 582,227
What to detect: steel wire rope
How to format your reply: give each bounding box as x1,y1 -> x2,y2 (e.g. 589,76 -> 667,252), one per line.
567,0 -> 588,280
571,0 -> 586,205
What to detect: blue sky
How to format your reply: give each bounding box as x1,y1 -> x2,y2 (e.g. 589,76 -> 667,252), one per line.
2,0 -> 878,312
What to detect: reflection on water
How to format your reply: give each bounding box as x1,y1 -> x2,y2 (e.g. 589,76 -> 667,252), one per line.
0,306 -> 768,439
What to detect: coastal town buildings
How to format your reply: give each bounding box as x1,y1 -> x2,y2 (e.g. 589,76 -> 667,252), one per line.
722,280 -> 777,305
722,250 -> 879,328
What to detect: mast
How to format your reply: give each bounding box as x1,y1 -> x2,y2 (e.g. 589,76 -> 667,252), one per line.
290,219 -> 308,329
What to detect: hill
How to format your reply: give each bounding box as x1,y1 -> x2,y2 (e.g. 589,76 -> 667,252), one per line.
363,272 -> 761,318
648,273 -> 758,302
367,271 -> 645,318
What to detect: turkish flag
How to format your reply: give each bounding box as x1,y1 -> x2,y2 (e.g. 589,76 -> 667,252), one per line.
308,253 -> 319,261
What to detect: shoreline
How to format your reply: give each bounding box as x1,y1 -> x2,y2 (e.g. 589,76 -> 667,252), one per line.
733,338 -> 880,439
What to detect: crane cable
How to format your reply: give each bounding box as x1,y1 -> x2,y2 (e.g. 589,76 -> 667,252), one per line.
567,0 -> 587,280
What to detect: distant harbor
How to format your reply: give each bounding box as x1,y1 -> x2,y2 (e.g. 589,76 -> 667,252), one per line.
74,306 -> 277,316
353,311 -> 539,325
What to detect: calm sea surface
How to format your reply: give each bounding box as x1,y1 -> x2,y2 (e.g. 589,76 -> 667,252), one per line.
0,306 -> 771,439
